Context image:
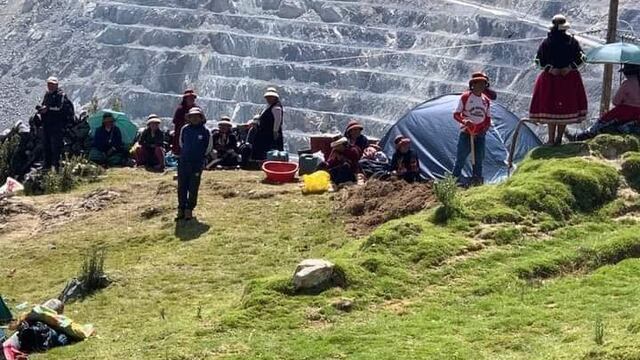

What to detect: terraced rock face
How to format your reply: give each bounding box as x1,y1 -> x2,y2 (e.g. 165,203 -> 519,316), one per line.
0,0 -> 637,150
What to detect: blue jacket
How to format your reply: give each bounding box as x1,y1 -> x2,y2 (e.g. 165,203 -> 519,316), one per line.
92,126 -> 124,153
179,123 -> 212,165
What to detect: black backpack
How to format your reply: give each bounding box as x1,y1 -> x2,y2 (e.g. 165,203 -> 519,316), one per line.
17,321 -> 57,352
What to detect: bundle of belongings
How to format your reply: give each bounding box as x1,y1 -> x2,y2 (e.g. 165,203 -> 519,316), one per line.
2,299 -> 95,360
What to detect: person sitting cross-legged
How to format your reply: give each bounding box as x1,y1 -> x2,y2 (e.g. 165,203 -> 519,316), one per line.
567,63 -> 640,141
322,137 -> 361,185
135,114 -> 166,172
89,112 -> 127,167
390,136 -> 421,183
207,117 -> 240,169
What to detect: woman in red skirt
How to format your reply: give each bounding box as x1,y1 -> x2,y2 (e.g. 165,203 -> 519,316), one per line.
529,14 -> 587,145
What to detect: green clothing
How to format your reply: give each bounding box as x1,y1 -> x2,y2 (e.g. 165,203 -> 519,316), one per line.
89,148 -> 126,166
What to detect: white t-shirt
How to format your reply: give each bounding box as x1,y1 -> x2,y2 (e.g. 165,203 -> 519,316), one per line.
456,93 -> 490,125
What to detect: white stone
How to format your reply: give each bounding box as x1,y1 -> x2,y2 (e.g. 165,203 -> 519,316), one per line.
293,259 -> 335,291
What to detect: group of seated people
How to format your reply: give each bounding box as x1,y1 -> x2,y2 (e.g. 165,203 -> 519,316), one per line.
321,120 -> 421,185
86,111 -> 260,172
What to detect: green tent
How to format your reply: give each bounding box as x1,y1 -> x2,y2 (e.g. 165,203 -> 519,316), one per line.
0,295 -> 12,324
88,109 -> 139,147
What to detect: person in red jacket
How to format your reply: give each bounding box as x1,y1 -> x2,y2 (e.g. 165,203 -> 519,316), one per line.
452,72 -> 492,185
324,137 -> 361,185
171,89 -> 198,155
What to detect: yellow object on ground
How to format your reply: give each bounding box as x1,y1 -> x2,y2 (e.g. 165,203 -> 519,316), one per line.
26,305 -> 96,340
301,170 -> 331,194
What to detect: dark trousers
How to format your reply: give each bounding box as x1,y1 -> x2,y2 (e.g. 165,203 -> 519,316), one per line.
42,125 -> 64,170
177,161 -> 203,211
452,132 -> 485,179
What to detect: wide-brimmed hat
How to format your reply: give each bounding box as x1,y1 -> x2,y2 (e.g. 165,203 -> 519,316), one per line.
187,107 -> 206,121
102,112 -> 115,122
345,120 -> 364,134
469,71 -> 490,87
264,87 -> 280,98
550,14 -> 570,31
183,89 -> 198,98
620,63 -> 640,74
218,116 -> 233,127
147,114 -> 162,125
46,76 -> 59,85
469,72 -> 489,87
331,137 -> 348,148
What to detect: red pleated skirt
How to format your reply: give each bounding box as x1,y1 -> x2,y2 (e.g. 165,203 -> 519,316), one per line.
529,70 -> 588,123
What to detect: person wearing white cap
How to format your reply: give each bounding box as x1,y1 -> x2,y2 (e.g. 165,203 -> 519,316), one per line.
529,14 -> 587,146
38,76 -> 75,170
253,86 -> 284,160
207,116 -> 240,169
135,114 -> 166,171
176,107 -> 212,221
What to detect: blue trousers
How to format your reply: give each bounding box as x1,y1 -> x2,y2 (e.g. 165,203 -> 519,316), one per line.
177,161 -> 203,211
452,132 -> 485,178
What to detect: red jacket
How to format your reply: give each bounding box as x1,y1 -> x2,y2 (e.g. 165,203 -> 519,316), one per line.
327,145 -> 361,173
453,91 -> 491,135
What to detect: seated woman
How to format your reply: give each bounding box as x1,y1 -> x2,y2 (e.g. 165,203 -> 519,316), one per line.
359,144 -> 389,178
240,115 -> 260,169
567,63 -> 640,141
344,120 -> 368,157
323,137 -> 361,185
89,112 -> 127,167
135,114 -> 165,171
207,117 -> 240,169
390,135 -> 421,183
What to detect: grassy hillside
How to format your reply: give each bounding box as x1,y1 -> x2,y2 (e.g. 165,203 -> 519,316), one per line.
2,135 -> 640,359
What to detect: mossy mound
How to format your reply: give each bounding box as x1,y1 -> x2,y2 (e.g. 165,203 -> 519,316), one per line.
621,152 -> 640,191
589,134 -> 640,159
465,157 -> 620,222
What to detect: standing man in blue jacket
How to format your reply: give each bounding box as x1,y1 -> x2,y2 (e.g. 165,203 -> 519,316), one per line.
177,107 -> 212,221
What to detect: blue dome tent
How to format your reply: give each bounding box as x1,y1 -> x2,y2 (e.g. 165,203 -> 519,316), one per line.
379,94 -> 542,184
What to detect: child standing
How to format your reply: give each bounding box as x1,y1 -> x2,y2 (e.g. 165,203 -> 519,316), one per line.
177,107 -> 212,221
452,73 -> 492,185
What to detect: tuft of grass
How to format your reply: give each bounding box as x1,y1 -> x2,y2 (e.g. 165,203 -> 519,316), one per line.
595,318 -> 605,346
621,152 -> 640,191
589,134 -> 640,159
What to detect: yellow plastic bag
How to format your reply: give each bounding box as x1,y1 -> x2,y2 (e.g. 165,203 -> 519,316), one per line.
302,170 -> 331,194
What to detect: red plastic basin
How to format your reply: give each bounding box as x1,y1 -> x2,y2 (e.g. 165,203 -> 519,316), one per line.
262,161 -> 299,183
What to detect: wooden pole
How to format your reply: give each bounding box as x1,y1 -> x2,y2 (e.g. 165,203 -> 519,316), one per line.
600,0 -> 619,116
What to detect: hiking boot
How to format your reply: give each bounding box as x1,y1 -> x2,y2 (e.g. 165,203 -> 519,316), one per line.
470,176 -> 484,187
175,209 -> 185,221
184,209 -> 193,221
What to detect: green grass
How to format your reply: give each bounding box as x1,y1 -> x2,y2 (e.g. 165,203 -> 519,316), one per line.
621,152 -> 640,191
2,144 -> 640,359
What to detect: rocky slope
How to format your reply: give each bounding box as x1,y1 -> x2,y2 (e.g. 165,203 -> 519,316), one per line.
0,0 -> 637,150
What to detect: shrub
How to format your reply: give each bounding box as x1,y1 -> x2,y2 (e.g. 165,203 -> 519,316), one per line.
0,133 -> 20,184
433,175 -> 464,223
621,152 -> 640,191
79,247 -> 109,294
589,134 -> 640,159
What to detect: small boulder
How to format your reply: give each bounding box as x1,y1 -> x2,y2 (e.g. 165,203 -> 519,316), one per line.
293,259 -> 345,294
332,298 -> 354,312
278,0 -> 306,19
318,5 -> 342,23
262,0 -> 282,11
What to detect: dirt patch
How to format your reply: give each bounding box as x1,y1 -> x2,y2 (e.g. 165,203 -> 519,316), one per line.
38,189 -> 121,230
334,179 -> 435,235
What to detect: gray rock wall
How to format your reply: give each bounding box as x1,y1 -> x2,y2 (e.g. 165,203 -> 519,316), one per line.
0,0 -> 637,150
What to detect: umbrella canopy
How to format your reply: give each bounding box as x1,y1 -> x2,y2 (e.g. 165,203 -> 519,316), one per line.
88,109 -> 138,146
586,42 -> 640,65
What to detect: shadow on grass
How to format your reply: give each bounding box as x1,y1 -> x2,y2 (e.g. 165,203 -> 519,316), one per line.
174,219 -> 211,241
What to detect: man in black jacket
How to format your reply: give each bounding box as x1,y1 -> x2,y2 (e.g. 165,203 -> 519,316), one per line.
38,77 -> 75,171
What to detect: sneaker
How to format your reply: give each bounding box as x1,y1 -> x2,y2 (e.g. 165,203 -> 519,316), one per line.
175,209 -> 185,221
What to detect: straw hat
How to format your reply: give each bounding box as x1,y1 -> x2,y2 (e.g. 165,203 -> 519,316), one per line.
394,135 -> 410,147
264,87 -> 280,98
146,114 -> 162,125
551,14 -> 570,31
46,76 -> 59,85
331,137 -> 348,148
187,107 -> 206,121
182,89 -> 198,99
218,116 -> 233,127
345,120 -> 364,134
